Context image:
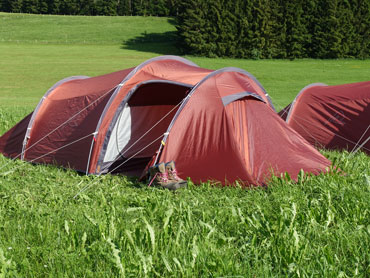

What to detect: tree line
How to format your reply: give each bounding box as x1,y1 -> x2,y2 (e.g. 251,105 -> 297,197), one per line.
0,0 -> 180,16
1,0 -> 369,59
176,0 -> 370,59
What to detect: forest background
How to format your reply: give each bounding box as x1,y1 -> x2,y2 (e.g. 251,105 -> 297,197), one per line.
1,0 -> 370,59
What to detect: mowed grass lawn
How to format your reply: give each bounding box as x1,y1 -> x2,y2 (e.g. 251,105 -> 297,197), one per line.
0,12 -> 369,277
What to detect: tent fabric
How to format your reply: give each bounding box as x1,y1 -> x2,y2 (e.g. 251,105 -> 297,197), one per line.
281,81 -> 370,154
0,55 -> 330,186
157,69 -> 330,185
0,112 -> 33,159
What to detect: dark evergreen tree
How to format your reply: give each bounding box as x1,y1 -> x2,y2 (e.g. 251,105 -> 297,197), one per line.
22,0 -> 39,13
51,0 -> 62,14
79,0 -> 97,15
117,0 -> 133,15
176,0 -> 208,55
38,0 -> 48,13
10,0 -> 23,12
0,0 -> 10,12
283,0 -> 308,58
237,0 -> 254,58
95,0 -> 117,15
1,0 -> 368,58
59,0 -> 79,15
250,0 -> 277,59
155,0 -> 170,16
301,0 -> 317,58
167,0 -> 179,16
132,0 -> 149,16
350,0 -> 370,58
311,0 -> 341,58
336,0 -> 355,57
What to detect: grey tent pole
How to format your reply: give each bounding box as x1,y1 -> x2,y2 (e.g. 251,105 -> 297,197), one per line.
349,135 -> 370,157
350,125 -> 370,153
85,131 -> 98,174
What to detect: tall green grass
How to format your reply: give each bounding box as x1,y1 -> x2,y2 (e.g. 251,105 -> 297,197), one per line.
0,151 -> 369,277
0,13 -> 369,277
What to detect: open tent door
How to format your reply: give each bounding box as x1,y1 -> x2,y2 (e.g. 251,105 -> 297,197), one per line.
100,81 -> 192,175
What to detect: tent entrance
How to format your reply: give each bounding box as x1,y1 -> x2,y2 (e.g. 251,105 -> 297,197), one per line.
103,81 -> 192,176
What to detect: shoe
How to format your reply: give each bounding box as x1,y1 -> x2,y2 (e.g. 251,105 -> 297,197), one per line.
148,162 -> 181,190
165,161 -> 187,188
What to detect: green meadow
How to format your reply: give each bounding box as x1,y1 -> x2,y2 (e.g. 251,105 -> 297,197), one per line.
0,12 -> 369,277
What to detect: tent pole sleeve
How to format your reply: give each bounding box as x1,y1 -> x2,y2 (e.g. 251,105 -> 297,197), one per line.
21,76 -> 89,160
86,132 -> 98,174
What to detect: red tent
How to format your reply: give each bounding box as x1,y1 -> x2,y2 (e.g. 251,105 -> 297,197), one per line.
0,56 -> 330,185
280,81 -> 370,154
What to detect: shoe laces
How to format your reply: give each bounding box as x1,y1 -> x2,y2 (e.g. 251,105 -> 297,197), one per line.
148,171 -> 169,187
158,171 -> 169,182
169,169 -> 180,181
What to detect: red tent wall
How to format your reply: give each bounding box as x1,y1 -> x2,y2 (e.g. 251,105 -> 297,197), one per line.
21,68 -> 133,172
89,57 -> 212,174
0,113 -> 32,159
158,69 -> 330,185
285,81 -> 370,154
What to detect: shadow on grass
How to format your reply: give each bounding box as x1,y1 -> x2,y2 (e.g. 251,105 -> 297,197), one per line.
121,30 -> 180,55
122,18 -> 181,55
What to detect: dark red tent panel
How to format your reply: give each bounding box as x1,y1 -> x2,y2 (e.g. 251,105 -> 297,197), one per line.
157,68 -> 330,185
0,56 -> 330,186
281,81 -> 370,154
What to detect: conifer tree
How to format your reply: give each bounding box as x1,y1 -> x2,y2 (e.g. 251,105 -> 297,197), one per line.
10,0 -> 23,12
283,0 -> 308,58
95,0 -> 117,15
37,0 -> 48,13
79,0 -> 96,15
0,0 -> 9,12
301,0 -> 317,58
167,0 -> 179,16
22,0 -> 39,14
59,0 -> 79,15
117,0 -> 133,15
176,0 -> 208,55
250,0 -> 277,59
150,0 -> 169,16
351,0 -> 370,58
237,0 -> 254,58
216,0 -> 238,57
51,0 -> 61,14
336,0 -> 355,57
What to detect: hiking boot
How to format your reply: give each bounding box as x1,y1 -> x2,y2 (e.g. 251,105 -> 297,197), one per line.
165,161 -> 187,188
148,162 -> 181,190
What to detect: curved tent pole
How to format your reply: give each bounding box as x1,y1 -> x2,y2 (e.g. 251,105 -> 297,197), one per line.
234,68 -> 276,111
90,80 -> 193,174
285,82 -> 327,124
152,67 -> 274,165
351,135 -> 370,155
21,76 -> 90,160
88,55 -> 200,174
350,125 -> 370,156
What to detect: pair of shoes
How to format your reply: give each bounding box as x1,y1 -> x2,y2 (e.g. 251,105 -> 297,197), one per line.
148,161 -> 187,190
